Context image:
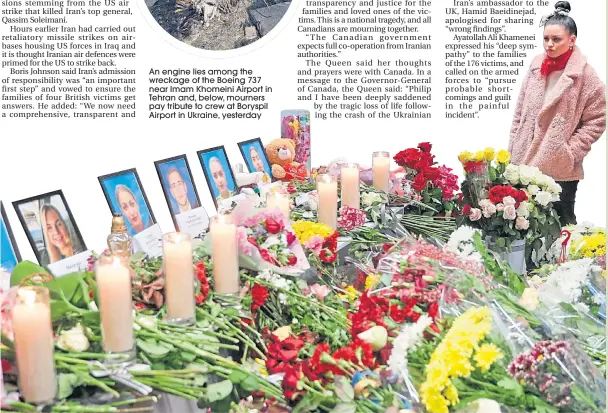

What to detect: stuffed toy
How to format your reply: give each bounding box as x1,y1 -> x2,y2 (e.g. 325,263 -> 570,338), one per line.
264,138 -> 309,182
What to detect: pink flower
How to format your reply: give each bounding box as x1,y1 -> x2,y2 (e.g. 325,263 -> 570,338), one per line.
515,217 -> 530,230
337,206 -> 366,231
482,202 -> 496,218
469,208 -> 482,221
236,227 -> 254,256
503,205 -> 517,220
304,235 -> 324,253
496,203 -> 505,212
308,284 -> 330,301
503,196 -> 516,206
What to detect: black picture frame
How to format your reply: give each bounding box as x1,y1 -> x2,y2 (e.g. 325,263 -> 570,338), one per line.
12,190 -> 87,267
1,200 -> 22,263
237,137 -> 273,182
97,168 -> 157,237
197,145 -> 238,211
154,154 -> 203,230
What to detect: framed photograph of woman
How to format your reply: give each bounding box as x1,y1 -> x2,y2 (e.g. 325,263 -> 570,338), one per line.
238,138 -> 272,183
12,190 -> 87,268
1,201 -> 21,272
197,146 -> 238,210
98,168 -> 156,237
154,155 -> 203,228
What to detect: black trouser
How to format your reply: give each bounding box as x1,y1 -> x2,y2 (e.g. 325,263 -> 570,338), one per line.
554,180 -> 579,226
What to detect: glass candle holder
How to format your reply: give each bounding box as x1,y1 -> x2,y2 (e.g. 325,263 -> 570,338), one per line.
372,151 -> 390,192
13,286 -> 57,405
266,191 -> 290,219
340,163 -> 360,209
210,214 -> 240,295
162,232 -> 196,326
316,174 -> 338,229
95,255 -> 136,363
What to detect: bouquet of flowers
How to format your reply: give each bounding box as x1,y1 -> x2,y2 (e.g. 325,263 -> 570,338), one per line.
292,220 -> 340,265
457,148 -> 506,206
458,149 -> 562,255
393,142 -> 460,217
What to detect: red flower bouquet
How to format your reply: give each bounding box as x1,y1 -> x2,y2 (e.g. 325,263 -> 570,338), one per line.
393,142 -> 459,217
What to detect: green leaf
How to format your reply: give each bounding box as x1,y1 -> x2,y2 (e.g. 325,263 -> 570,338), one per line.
57,373 -> 85,399
180,352 -> 196,362
10,261 -> 50,286
50,300 -> 71,322
497,377 -> 523,397
45,273 -> 83,303
136,339 -> 171,357
330,403 -> 357,413
570,385 -> 601,412
239,375 -> 260,392
206,380 -> 233,402
334,375 -> 354,402
496,237 -> 506,248
82,311 -> 101,327
228,369 -> 248,384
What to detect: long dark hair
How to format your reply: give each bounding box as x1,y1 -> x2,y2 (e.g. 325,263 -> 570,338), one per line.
541,1 -> 577,36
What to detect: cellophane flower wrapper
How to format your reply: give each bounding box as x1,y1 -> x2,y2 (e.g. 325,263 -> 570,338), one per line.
200,199 -> 310,277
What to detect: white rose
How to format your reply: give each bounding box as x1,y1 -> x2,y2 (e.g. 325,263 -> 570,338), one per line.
469,208 -> 482,221
515,217 -> 530,230
503,205 -> 517,220
527,185 -> 540,196
535,191 -> 552,207
307,198 -> 318,211
503,164 -> 520,184
56,323 -> 89,352
482,203 -> 496,218
496,203 -> 505,212
502,196 -> 516,206
516,201 -> 530,218
518,288 -> 539,311
535,171 -> 550,187
518,165 -> 539,185
361,192 -> 382,207
551,193 -> 560,202
478,199 -> 491,208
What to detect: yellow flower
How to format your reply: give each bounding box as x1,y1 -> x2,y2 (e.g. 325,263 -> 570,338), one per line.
338,286 -> 359,302
458,151 -> 473,164
473,151 -> 485,162
444,382 -> 459,405
496,149 -> 511,164
365,274 -> 380,290
473,343 -> 504,373
570,232 -> 606,259
292,221 -> 334,243
483,147 -> 495,161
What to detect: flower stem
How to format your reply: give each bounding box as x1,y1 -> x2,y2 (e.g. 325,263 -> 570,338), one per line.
57,362 -> 119,398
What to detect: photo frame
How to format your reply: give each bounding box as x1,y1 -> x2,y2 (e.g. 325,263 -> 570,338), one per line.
154,154 -> 210,237
1,201 -> 21,271
98,168 -> 157,237
197,146 -> 238,211
237,138 -> 273,183
12,190 -> 87,268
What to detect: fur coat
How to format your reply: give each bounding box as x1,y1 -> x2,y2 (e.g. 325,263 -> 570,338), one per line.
508,46 -> 606,181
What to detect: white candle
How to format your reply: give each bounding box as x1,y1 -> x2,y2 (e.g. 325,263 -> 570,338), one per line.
96,256 -> 134,353
12,287 -> 57,404
210,215 -> 239,294
341,163 -> 360,209
373,151 -> 390,192
163,233 -> 196,322
317,174 -> 338,229
267,192 -> 291,219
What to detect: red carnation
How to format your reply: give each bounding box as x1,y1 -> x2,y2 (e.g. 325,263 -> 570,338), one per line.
286,231 -> 296,245
428,301 -> 439,319
287,253 -> 297,266
418,142 -> 432,153
251,283 -> 269,312
195,261 -> 210,304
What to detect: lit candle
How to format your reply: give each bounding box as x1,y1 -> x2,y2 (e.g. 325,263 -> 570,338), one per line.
317,174 -> 338,229
163,232 -> 196,324
372,151 -> 390,192
96,255 -> 134,354
210,214 -> 239,294
267,192 -> 291,219
12,287 -> 57,404
341,163 -> 360,209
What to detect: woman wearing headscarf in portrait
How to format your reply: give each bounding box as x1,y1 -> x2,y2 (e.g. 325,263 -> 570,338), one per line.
508,1 -> 606,226
40,204 -> 84,265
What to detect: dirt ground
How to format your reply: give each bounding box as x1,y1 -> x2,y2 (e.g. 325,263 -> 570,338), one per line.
149,0 -> 259,51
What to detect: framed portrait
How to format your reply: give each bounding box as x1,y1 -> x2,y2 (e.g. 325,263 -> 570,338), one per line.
98,168 -> 156,237
154,154 -> 204,229
12,190 -> 87,268
197,146 -> 238,210
1,201 -> 21,272
238,138 -> 272,183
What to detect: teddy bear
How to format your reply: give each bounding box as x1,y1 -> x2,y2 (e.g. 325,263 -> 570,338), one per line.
264,138 -> 309,182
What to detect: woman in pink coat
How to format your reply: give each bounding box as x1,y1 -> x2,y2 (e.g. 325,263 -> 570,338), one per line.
509,1 -> 606,226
